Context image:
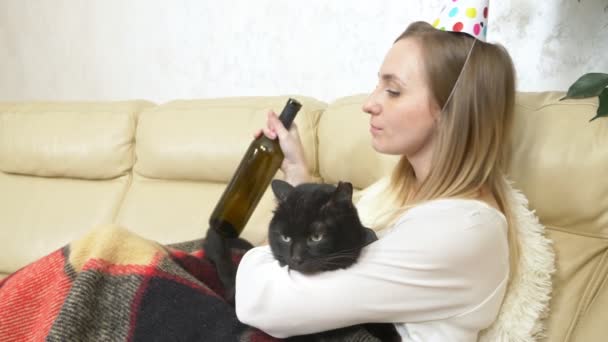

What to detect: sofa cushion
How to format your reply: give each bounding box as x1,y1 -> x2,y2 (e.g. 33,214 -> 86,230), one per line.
0,101 -> 152,274
114,174 -> 275,246
0,101 -> 152,179
134,96 -> 326,182
509,92 -> 607,237
117,96 -> 326,246
508,92 -> 608,341
0,172 -> 131,274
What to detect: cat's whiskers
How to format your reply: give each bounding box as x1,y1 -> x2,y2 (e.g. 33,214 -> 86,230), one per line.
295,246 -> 366,271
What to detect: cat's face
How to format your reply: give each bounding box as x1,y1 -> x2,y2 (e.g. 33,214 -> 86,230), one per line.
268,180 -> 372,274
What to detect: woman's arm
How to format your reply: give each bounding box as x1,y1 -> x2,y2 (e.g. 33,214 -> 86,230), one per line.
235,201 -> 509,338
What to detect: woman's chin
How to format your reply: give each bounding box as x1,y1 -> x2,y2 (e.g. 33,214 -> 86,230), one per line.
371,141 -> 404,156
370,139 -> 390,154
371,141 -> 387,154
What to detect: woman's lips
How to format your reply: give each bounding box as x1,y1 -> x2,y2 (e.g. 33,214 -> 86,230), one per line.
370,124 -> 382,134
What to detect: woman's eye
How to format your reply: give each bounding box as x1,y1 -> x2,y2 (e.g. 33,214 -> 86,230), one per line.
281,234 -> 291,243
310,233 -> 324,242
386,90 -> 401,97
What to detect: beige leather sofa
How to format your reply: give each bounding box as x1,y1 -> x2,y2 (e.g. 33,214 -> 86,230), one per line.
0,93 -> 606,341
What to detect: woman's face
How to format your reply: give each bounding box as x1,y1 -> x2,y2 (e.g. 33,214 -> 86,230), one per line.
363,38 -> 441,157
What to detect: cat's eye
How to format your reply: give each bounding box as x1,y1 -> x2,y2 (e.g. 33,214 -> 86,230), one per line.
310,233 -> 324,242
281,234 -> 291,243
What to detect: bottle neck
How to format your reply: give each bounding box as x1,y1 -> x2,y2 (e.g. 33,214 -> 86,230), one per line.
278,98 -> 302,129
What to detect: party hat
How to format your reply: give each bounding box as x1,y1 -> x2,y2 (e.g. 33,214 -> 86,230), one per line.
431,0 -> 489,42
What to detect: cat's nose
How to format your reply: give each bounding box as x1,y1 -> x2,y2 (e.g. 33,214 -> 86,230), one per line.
291,255 -> 302,265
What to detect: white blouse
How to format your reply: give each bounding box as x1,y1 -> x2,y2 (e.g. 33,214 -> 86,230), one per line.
235,198 -> 509,341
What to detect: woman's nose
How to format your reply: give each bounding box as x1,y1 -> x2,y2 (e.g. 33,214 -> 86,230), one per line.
362,97 -> 381,116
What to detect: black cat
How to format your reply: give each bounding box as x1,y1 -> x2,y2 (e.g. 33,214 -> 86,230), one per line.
204,180 -> 400,341
268,180 -> 376,274
268,180 -> 400,342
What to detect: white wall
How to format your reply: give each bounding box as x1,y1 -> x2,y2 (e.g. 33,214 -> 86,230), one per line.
1,0 -> 607,103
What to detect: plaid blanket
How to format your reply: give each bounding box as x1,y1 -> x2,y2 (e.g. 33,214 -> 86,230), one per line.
0,224 -> 388,342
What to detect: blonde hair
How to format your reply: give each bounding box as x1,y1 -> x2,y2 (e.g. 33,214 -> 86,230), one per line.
371,21 -> 519,274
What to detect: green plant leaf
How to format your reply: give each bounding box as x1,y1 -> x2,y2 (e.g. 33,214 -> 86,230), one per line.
561,73 -> 608,100
589,87 -> 608,122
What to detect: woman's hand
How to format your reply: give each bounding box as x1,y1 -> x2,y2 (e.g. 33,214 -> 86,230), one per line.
254,110 -> 311,186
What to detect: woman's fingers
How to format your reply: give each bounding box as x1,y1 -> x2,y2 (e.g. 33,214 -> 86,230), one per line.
256,109 -> 299,141
268,111 -> 289,140
264,126 -> 277,139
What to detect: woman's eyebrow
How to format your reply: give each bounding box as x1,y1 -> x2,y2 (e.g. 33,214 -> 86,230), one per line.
378,73 -> 406,86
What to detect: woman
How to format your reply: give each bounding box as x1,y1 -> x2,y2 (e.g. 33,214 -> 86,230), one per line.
236,20 -> 518,341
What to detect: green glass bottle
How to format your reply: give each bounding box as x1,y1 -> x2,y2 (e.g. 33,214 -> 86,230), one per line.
209,98 -> 302,238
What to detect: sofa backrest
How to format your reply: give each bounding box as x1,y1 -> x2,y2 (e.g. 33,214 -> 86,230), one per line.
0,97 -> 327,275
0,101 -> 153,273
508,92 -> 608,341
112,96 -> 326,246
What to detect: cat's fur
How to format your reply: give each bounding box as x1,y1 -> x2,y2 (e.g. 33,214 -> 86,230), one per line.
203,224 -> 253,304
268,180 -> 400,342
268,180 -> 377,274
204,180 -> 400,341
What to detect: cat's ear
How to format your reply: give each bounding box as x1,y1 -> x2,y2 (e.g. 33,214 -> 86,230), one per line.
332,181 -> 353,203
271,179 -> 294,203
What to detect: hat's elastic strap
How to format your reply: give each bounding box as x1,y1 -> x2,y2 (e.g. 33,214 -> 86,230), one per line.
441,38 -> 477,112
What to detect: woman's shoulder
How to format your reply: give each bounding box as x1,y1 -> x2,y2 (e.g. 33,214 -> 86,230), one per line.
382,198 -> 509,253
373,197 -> 510,291
403,197 -> 507,227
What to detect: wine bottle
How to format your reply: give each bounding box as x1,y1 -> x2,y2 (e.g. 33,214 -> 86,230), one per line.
209,98 -> 303,238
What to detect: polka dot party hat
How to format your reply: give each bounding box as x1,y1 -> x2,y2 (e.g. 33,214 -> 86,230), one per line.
432,0 -> 489,42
